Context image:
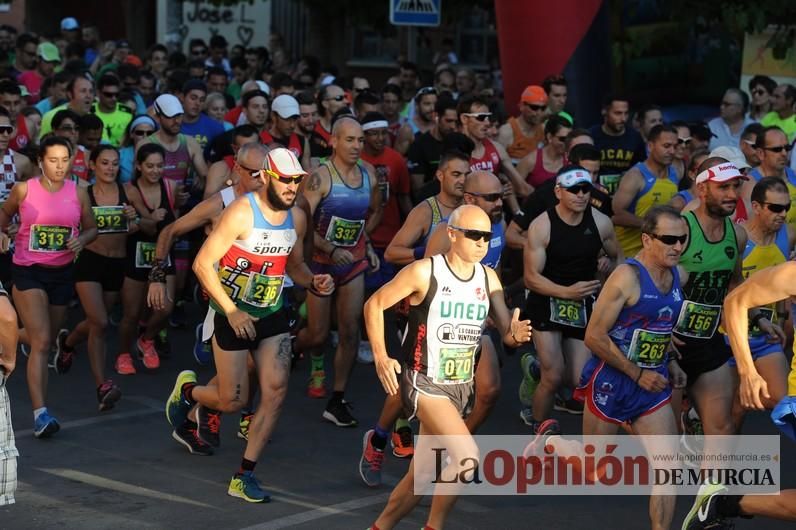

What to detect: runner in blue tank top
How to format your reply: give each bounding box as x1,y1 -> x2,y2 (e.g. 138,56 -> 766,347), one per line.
296,117 -> 382,428
576,205 -> 688,530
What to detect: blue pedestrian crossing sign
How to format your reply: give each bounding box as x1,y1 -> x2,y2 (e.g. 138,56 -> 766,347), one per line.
390,0 -> 441,27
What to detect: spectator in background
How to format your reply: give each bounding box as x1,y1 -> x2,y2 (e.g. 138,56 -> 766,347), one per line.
542,74 -> 572,125
138,71 -> 158,106
146,44 -> 168,87
118,114 -> 157,182
762,84 -> 796,143
0,81 -> 31,151
204,92 -> 233,131
82,25 -> 101,66
397,61 -> 419,108
40,74 -> 94,138
91,74 -> 132,147
187,60 -> 205,80
227,56 -> 248,101
748,75 -> 776,122
78,113 -> 104,152
269,72 -> 295,98
0,24 -> 16,58
35,70 -> 70,116
689,122 -> 713,154
434,66 -> 455,96
10,33 -> 38,79
179,79 -> 224,151
20,107 -> 41,148
206,35 -> 231,76
708,88 -> 753,151
59,17 -> 81,43
205,67 -> 228,99
19,42 -> 61,104
740,122 -> 764,169
632,104 -> 663,161
455,67 -> 476,100
433,37 -> 459,66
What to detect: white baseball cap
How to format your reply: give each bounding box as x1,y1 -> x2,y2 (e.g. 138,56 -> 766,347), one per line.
556,168 -> 592,188
264,147 -> 307,178
710,146 -> 751,171
153,94 -> 184,118
271,95 -> 300,119
695,162 -> 747,184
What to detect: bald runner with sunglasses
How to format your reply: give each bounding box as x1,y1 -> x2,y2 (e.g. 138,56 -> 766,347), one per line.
166,147 -> 333,503
524,166 -> 621,436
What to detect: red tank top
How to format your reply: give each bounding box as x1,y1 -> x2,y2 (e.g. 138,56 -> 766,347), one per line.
469,138 -> 501,173
260,130 -> 303,158
10,114 -> 29,151
224,155 -> 235,170
526,147 -> 558,187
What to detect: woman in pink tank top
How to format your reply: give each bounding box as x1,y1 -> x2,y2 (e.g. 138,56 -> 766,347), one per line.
0,136 -> 97,438
517,115 -> 572,188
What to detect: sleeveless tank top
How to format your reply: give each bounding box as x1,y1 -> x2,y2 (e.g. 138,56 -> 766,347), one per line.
313,161 -> 371,263
616,162 -> 679,258
126,179 -> 176,269
607,258 -> 683,369
88,183 -> 129,235
507,116 -> 542,161
9,114 -> 29,152
14,178 -> 81,267
741,224 -> 789,338
748,167 -> 796,225
481,221 -> 505,270
211,192 -> 297,318
674,212 -> 737,340
72,146 -> 89,181
422,195 -> 448,244
469,138 -> 501,174
541,206 -> 603,286
151,134 -> 192,184
402,254 -> 490,384
0,149 -> 18,204
526,147 -> 558,188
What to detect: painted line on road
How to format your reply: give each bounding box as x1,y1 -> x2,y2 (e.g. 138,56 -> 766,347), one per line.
239,492 -> 392,530
38,468 -> 220,510
16,406 -> 160,438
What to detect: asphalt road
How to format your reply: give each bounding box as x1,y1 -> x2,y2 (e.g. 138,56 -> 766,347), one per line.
0,303 -> 794,530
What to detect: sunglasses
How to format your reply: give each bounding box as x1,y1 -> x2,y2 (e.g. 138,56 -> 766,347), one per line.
102,91 -> 119,98
763,144 -> 794,153
237,163 -> 263,178
647,233 -> 688,245
133,129 -> 153,137
449,225 -> 492,242
678,137 -> 691,145
264,168 -> 304,184
0,125 -> 13,135
465,191 -> 502,202
325,95 -> 345,102
762,202 -> 791,213
525,103 -> 546,111
562,183 -> 592,195
463,112 -> 491,122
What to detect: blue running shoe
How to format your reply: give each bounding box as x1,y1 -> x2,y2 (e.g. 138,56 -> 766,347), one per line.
34,410 -> 60,439
193,323 -> 212,365
228,472 -> 271,503
166,370 -> 197,427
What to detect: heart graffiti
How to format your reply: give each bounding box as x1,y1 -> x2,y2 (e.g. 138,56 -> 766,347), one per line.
237,25 -> 254,47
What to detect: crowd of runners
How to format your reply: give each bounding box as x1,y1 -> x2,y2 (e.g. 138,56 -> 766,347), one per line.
0,15 -> 795,530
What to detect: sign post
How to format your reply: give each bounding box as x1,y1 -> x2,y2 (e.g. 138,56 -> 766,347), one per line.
389,0 -> 442,27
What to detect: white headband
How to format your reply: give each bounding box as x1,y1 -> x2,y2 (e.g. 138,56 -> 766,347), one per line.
695,163 -> 744,184
362,120 -> 388,131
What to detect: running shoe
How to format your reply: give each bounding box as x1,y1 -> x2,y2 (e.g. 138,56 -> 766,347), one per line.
197,406 -> 221,448
238,411 -> 253,440
356,341 -> 374,364
169,300 -> 186,328
681,481 -> 728,530
166,370 -> 197,427
33,410 -> 60,439
323,399 -> 358,427
680,406 -> 705,468
522,418 -> 561,460
553,397 -> 584,415
519,407 -> 535,427
172,423 -> 214,456
518,352 -> 540,407
115,352 -> 137,375
193,323 -> 211,366
391,426 -> 414,458
53,329 -> 73,374
359,430 -> 385,487
136,336 -> 161,370
228,472 -> 271,503
155,328 -> 171,358
307,370 -> 327,399
97,380 -> 122,412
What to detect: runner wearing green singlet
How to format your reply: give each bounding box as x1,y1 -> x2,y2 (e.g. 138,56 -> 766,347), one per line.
673,159 -> 784,445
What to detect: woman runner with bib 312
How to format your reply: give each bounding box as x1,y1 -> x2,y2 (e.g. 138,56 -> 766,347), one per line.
0,135 -> 97,438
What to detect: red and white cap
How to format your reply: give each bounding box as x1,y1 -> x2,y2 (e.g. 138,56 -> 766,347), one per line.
695,162 -> 747,184
264,147 -> 307,178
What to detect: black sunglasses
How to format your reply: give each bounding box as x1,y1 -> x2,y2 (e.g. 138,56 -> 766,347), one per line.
133,129 -> 153,137
325,95 -> 345,102
0,125 -> 13,135
463,112 -> 491,122
449,225 -> 492,242
563,183 -> 592,195
102,91 -> 119,98
647,233 -> 688,245
762,202 -> 791,213
525,103 -> 546,111
237,163 -> 263,178
763,144 -> 794,153
465,191 -> 502,202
